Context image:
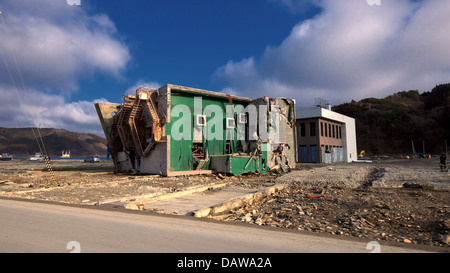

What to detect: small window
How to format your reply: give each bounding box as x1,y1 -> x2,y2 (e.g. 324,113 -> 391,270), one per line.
310,122 -> 316,137
300,123 -> 306,137
237,113 -> 247,124
320,122 -> 324,137
324,123 -> 328,137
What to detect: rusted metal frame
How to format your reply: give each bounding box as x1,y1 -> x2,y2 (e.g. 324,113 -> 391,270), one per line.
116,96 -> 134,152
142,91 -> 163,155
117,124 -> 129,151
128,96 -> 145,157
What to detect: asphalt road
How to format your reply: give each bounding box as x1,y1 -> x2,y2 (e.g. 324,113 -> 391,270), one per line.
0,199 -> 429,253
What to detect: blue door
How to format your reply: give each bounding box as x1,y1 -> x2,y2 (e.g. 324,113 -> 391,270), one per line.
298,146 -> 318,163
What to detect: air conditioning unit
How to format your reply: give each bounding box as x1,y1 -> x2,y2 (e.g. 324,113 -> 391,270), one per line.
226,117 -> 235,129
237,113 -> 247,124
194,114 -> 206,127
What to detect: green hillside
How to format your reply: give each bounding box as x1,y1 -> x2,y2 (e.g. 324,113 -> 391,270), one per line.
332,83 -> 450,156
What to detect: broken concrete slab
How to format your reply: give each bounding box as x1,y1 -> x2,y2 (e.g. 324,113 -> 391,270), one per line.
193,183 -> 289,218
121,182 -> 229,210
141,187 -> 258,215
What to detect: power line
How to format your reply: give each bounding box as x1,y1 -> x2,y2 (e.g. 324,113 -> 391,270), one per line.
0,10 -> 57,185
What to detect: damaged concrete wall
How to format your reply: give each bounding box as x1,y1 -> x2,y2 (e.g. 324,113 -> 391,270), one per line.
247,97 -> 296,173
272,98 -> 297,170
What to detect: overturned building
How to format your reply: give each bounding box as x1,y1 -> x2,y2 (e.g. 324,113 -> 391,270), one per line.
95,84 -> 296,176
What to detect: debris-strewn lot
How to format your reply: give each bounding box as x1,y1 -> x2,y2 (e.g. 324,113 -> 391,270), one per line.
0,158 -> 449,250
212,162 -> 450,248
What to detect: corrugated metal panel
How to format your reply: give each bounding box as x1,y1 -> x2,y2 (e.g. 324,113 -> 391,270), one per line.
321,146 -> 332,164
336,147 -> 344,162
321,147 -> 344,163
298,146 -> 318,163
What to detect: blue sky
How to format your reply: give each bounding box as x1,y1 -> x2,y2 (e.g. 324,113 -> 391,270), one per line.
75,0 -> 315,102
1,0 -> 449,136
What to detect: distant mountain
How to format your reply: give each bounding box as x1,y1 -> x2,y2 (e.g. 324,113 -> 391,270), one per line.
0,128 -> 107,157
332,83 -> 450,156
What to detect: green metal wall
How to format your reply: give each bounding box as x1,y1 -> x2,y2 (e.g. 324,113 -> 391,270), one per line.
165,93 -> 241,172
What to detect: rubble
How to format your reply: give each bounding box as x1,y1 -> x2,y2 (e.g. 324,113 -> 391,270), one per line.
213,185 -> 449,247
210,164 -> 450,248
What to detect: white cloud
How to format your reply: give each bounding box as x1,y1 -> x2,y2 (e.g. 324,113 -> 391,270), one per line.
216,0 -> 450,106
0,0 -> 130,136
268,0 -> 321,14
125,80 -> 162,95
0,0 -> 130,90
0,84 -> 107,136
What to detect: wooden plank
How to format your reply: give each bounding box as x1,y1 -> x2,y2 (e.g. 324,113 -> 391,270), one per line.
166,170 -> 213,177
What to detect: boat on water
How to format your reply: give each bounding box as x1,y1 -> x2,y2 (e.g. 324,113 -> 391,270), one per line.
0,153 -> 13,161
28,152 -> 43,161
61,150 -> 71,158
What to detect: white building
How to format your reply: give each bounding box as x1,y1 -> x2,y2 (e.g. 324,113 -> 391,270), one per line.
296,106 -> 357,163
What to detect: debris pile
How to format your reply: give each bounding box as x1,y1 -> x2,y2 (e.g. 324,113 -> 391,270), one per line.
211,166 -> 450,248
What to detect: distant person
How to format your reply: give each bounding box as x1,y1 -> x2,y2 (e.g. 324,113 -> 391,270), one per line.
106,143 -> 111,160
440,154 -> 447,171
